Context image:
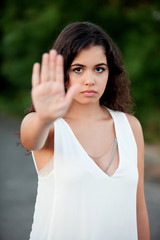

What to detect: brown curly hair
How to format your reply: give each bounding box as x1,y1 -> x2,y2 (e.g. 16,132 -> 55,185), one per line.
28,22 -> 133,114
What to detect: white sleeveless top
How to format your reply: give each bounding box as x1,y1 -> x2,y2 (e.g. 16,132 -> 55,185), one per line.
29,109 -> 138,240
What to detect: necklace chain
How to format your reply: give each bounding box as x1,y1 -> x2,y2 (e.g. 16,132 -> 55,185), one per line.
103,138 -> 117,172
88,138 -> 117,159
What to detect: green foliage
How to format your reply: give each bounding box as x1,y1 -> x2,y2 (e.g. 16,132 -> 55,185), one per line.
0,0 -> 160,142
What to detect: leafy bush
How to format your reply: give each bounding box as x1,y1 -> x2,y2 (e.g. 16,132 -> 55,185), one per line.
0,0 -> 160,142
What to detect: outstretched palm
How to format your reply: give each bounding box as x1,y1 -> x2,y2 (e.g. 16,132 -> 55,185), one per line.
31,50 -> 79,124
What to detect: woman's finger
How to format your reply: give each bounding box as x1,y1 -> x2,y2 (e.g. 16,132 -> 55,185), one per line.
49,49 -> 57,81
55,54 -> 64,84
40,53 -> 49,83
32,63 -> 40,88
65,84 -> 80,106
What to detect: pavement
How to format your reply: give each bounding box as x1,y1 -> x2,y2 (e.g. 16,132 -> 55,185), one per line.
0,114 -> 160,240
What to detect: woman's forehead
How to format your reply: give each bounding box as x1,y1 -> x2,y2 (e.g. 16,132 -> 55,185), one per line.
71,45 -> 107,65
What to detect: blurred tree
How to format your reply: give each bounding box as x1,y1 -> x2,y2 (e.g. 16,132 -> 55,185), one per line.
0,0 -> 160,141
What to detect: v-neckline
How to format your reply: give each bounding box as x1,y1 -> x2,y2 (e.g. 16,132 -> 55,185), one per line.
60,108 -> 121,179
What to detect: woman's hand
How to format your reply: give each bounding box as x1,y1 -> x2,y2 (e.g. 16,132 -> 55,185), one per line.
31,50 -> 79,124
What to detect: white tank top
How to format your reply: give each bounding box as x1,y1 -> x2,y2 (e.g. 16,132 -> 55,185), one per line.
29,108 -> 138,240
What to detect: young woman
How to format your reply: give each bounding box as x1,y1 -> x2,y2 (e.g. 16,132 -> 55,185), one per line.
21,22 -> 150,240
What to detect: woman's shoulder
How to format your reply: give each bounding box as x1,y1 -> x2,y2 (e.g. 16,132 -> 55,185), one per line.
108,108 -> 142,131
125,113 -> 142,132
125,113 -> 144,147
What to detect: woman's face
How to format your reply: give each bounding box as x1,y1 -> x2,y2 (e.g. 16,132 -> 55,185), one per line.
68,45 -> 109,105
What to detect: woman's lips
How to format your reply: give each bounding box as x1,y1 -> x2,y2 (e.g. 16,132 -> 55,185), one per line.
81,90 -> 97,97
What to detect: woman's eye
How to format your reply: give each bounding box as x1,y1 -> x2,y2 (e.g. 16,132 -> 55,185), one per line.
95,67 -> 105,73
73,68 -> 83,73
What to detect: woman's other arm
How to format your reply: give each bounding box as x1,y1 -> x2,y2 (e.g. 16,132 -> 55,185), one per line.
127,114 -> 150,240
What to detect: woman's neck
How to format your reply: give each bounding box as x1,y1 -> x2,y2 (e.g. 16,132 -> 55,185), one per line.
65,101 -> 107,120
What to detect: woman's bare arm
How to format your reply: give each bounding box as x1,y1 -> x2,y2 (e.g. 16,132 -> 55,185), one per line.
20,112 -> 53,150
20,50 -> 79,151
127,114 -> 150,240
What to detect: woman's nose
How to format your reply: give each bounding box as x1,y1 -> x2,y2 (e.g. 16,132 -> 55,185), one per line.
83,71 -> 95,85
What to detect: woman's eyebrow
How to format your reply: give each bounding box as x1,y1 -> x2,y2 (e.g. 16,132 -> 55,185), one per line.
95,63 -> 108,67
71,63 -> 85,67
71,63 -> 108,67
